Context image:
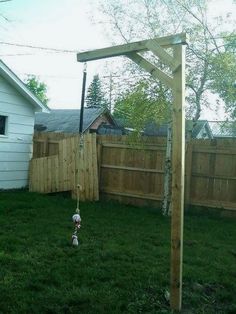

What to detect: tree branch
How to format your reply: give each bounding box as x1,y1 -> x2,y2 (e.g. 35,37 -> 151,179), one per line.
175,0 -> 221,53
111,12 -> 130,43
186,83 -> 197,94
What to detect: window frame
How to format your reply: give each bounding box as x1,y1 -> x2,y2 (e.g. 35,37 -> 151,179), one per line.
0,114 -> 8,137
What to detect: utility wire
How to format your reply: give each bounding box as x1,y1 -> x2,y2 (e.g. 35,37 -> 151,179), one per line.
0,41 -> 78,53
20,72 -> 81,80
0,53 -> 34,57
0,34 -> 235,55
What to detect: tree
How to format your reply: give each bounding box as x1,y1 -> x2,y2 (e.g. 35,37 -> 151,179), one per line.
208,36 -> 236,118
95,0 -> 236,120
94,0 -> 236,216
113,79 -> 172,215
114,79 -> 171,136
25,75 -> 49,105
86,74 -> 108,108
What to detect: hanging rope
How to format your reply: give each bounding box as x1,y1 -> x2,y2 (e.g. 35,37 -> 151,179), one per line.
71,184 -> 82,246
72,63 -> 87,246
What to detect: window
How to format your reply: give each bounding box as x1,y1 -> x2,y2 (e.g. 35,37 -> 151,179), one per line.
0,115 -> 7,135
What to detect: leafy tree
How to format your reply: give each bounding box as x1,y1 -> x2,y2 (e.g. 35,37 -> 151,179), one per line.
86,74 -> 108,108
95,0 -> 236,120
113,79 -> 171,138
25,75 -> 49,105
114,79 -> 172,215
95,0 -> 236,216
208,36 -> 236,117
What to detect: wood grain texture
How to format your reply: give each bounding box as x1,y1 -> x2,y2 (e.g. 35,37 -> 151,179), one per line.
29,133 -> 99,201
170,44 -> 185,311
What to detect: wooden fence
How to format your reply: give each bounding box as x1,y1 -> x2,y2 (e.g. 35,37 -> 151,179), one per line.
97,136 -> 236,211
29,133 -> 99,201
33,131 -> 71,158
30,133 -> 236,211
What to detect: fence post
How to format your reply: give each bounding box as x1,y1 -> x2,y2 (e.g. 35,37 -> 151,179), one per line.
207,140 -> 217,200
96,136 -> 103,196
185,141 -> 193,209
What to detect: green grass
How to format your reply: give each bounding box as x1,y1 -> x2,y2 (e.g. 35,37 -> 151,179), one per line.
0,190 -> 235,313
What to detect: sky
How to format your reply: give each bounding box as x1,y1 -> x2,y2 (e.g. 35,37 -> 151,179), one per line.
0,0 -> 235,120
0,0 -> 111,108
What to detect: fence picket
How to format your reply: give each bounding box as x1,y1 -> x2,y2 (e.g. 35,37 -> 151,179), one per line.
29,133 -> 98,201
29,133 -> 236,210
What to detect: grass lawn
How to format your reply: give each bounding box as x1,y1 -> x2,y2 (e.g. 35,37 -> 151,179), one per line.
0,190 -> 235,313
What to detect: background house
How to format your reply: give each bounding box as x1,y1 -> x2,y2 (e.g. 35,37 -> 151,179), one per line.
209,121 -> 236,138
35,107 -> 120,134
116,118 -> 213,139
0,60 -> 49,189
142,120 -> 213,139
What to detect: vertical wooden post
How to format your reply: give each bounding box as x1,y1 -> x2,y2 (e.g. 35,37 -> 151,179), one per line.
77,34 -> 187,310
185,141 -> 193,208
170,44 -> 185,311
96,136 -> 103,188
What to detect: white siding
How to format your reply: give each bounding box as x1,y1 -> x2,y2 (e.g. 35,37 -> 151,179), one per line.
0,74 -> 35,189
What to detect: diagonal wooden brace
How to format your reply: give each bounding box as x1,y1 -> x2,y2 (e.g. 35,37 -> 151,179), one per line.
126,52 -> 174,89
146,40 -> 181,73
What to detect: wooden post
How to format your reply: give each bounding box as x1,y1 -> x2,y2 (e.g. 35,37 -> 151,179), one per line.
185,142 -> 193,208
162,122 -> 172,215
96,136 -> 103,187
77,34 -> 187,310
170,44 -> 185,311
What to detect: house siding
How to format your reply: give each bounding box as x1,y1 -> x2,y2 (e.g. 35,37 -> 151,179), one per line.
0,74 -> 35,189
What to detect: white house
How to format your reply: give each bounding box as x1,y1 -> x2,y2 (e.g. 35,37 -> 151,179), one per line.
0,60 -> 50,189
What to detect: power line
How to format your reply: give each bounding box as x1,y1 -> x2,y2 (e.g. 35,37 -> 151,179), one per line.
0,53 -> 35,57
0,34 -> 235,56
19,71 -> 81,80
0,41 -> 78,53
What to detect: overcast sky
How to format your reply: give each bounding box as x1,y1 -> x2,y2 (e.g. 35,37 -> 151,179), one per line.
0,0 -> 235,120
0,0 -> 110,108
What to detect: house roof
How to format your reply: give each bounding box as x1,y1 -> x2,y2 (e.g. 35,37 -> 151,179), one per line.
0,59 -> 50,113
209,121 -> 236,138
35,107 -> 116,133
143,120 -> 213,138
186,120 -> 213,139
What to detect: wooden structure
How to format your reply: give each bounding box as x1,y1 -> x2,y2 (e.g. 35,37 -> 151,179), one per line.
32,132 -> 70,158
31,132 -> 236,210
97,135 -> 236,211
29,133 -> 99,201
77,33 -> 187,310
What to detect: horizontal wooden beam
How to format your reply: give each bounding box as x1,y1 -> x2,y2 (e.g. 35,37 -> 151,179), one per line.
101,189 -> 163,201
101,164 -> 164,174
77,33 -> 187,62
102,143 -> 166,151
192,173 -> 236,181
192,147 -> 236,155
190,200 -> 236,211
